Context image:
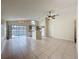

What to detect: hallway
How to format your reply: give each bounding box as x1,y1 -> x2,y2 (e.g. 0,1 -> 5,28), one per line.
1,37 -> 76,59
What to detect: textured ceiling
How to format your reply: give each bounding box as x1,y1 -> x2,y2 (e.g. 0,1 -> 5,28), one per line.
1,0 -> 77,20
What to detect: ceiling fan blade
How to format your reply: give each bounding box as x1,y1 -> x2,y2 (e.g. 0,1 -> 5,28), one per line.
52,18 -> 55,19
55,14 -> 59,16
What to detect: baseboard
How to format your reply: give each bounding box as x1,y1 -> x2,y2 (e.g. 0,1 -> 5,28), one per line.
48,36 -> 74,42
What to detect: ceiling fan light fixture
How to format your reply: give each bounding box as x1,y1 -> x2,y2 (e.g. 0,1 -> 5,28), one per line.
45,10 -> 59,21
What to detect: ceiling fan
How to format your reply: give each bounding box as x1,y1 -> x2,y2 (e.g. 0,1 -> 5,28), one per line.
46,10 -> 59,20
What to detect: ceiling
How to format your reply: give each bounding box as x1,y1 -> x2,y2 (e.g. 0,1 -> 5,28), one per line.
1,0 -> 77,20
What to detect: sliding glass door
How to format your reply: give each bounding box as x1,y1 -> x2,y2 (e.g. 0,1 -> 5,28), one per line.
11,25 -> 27,39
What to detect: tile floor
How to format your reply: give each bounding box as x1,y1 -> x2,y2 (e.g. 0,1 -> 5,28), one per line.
1,37 -> 77,59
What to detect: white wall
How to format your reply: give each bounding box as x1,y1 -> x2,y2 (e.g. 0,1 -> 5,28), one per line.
1,19 -> 7,53
38,6 -> 77,41
38,19 -> 46,37
38,19 -> 46,26
48,6 -> 77,41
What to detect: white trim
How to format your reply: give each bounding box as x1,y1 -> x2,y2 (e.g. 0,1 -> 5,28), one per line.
48,36 -> 74,42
